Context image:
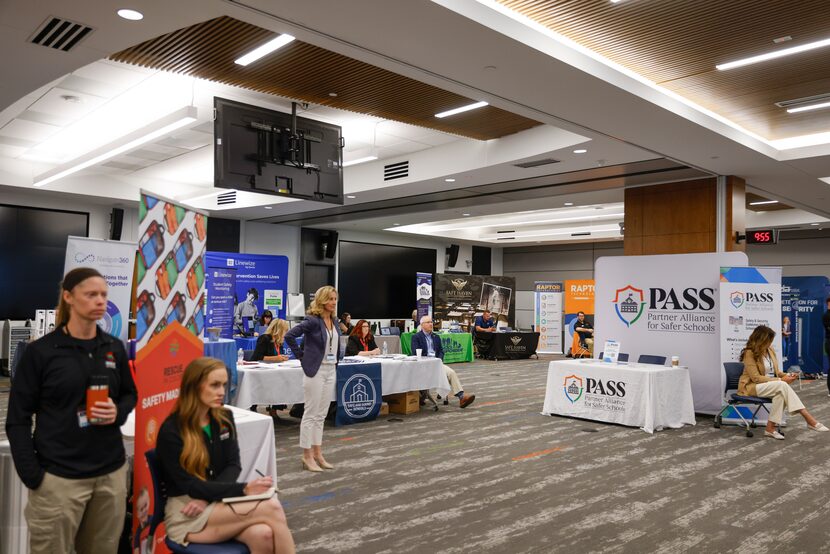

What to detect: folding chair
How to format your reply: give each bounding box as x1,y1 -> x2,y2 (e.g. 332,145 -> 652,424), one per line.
144,449 -> 250,553
713,362 -> 773,438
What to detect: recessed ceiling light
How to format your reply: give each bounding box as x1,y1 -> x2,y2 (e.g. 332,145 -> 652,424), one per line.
445,178 -> 456,182
564,202 -> 574,206
717,37 -> 830,70
342,156 -> 378,167
787,101 -> 830,114
749,200 -> 779,206
435,101 -> 488,118
393,223 -> 400,226
264,206 -> 273,209
811,223 -> 820,226
328,92 -> 338,97
462,213 -> 471,216
773,36 -> 792,44
573,149 -> 588,154
117,9 -> 144,20
346,194 -> 356,199
235,34 -> 295,66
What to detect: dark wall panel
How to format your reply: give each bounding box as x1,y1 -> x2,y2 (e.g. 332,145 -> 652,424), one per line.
338,241 -> 436,319
206,217 -> 240,253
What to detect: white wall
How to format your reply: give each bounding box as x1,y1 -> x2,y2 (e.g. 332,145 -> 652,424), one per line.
503,241 -> 624,329
747,230 -> 830,279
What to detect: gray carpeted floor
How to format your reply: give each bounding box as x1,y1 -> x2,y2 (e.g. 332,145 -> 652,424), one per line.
269,356 -> 830,553
4,359 -> 830,552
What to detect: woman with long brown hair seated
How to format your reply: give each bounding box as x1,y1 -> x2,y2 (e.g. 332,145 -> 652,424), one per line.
345,319 -> 380,356
156,357 -> 295,552
738,325 -> 828,439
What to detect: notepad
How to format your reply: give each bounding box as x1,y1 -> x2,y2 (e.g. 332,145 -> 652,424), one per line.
222,487 -> 276,504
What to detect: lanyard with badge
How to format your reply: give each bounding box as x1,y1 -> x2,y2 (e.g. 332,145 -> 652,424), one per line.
325,321 -> 336,363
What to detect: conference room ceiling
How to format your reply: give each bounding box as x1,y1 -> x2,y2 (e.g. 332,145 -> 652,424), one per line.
109,16 -> 540,141
497,0 -> 830,142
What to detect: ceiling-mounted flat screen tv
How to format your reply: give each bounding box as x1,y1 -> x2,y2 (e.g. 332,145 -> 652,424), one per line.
214,97 -> 344,204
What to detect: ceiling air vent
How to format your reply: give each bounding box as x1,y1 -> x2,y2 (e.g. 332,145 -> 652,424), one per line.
217,190 -> 237,206
384,161 -> 409,181
30,17 -> 94,52
514,158 -> 560,169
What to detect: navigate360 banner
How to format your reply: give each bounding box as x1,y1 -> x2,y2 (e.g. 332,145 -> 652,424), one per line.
534,281 -> 563,354
594,252 -> 748,414
64,236 -> 136,342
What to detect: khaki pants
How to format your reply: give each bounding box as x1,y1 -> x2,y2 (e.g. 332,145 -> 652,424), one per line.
443,364 -> 464,396
25,463 -> 128,554
755,381 -> 805,424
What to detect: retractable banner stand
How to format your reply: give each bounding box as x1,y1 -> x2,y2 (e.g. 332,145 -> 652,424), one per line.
594,252 -> 748,414
64,236 -> 136,343
564,280 -> 595,349
782,276 -> 830,375
416,272 -> 433,325
718,266 -> 782,424
335,362 -> 382,426
205,252 -> 289,336
133,190 -> 208,554
205,266 -> 237,339
534,282 -> 563,354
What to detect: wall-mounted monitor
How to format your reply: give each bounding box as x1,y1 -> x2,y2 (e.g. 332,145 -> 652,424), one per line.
214,97 -> 344,204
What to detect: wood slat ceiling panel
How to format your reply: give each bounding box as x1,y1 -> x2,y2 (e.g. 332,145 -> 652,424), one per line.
499,0 -> 830,141
109,16 -> 539,141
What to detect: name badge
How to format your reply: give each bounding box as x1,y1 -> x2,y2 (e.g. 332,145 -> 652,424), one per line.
326,354 -> 336,363
77,407 -> 90,428
105,361 -> 117,369
220,431 -> 230,441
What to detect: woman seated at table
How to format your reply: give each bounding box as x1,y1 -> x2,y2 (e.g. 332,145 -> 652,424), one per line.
254,310 -> 274,336
156,357 -> 295,552
738,325 -> 828,439
253,318 -> 290,363
345,319 -> 380,356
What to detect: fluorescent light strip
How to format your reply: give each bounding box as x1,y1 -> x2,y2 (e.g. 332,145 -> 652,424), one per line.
435,101 -> 488,118
787,101 -> 830,114
234,34 -> 295,66
749,200 -> 779,206
717,37 -> 830,71
33,106 -> 197,188
342,155 -> 378,167
481,225 -> 620,240
434,211 -> 624,232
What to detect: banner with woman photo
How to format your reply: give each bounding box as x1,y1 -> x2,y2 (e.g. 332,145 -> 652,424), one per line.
132,190 -> 208,554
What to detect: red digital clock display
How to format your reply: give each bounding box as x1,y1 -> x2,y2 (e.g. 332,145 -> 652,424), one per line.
746,229 -> 777,244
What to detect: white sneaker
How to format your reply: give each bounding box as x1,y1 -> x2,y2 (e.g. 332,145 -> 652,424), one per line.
764,430 -> 785,440
809,422 -> 829,432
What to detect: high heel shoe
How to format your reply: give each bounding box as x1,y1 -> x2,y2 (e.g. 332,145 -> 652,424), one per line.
302,459 -> 324,472
316,459 -> 335,470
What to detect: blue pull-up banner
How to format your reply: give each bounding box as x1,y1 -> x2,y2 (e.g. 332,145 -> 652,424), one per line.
335,362 -> 382,426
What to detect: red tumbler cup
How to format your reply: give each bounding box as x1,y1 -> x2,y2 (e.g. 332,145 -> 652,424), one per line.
86,375 -> 109,423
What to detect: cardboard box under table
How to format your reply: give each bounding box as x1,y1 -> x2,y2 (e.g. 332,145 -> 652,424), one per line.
384,391 -> 420,414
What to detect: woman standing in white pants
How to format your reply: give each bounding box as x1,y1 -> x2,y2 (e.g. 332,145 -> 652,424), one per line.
738,325 -> 828,440
285,286 -> 340,472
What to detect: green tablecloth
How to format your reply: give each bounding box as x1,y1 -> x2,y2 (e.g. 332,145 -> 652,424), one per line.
400,332 -> 474,364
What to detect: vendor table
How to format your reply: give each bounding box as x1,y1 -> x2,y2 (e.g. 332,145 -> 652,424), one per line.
542,359 -> 695,434
0,405 -> 276,554
400,332 -> 474,364
476,331 -> 540,360
232,356 -> 450,407
339,334 -> 401,355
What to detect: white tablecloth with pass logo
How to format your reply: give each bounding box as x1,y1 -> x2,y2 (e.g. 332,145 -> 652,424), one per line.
542,359 -> 696,433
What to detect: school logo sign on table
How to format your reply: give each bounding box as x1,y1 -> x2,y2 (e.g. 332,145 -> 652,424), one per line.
336,362 -> 382,426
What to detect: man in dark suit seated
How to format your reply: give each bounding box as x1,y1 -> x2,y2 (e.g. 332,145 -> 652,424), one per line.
411,316 -> 476,409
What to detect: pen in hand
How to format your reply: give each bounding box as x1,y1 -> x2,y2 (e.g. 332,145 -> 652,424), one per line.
255,469 -> 265,477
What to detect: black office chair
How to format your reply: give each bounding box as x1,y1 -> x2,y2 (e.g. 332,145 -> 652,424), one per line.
387,327 -> 401,336
713,362 -> 772,438
637,354 -> 667,365
145,449 -> 250,553
598,352 -> 629,362
242,349 -> 255,362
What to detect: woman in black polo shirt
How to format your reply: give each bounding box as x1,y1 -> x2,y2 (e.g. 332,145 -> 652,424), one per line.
5,267 -> 137,554
155,357 -> 295,552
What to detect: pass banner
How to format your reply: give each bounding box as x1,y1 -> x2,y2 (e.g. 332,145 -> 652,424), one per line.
534,281 -> 563,354
64,236 -> 136,342
335,362 -> 382,426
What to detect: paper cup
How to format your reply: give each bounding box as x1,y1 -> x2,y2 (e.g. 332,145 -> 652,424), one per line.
416,348 -> 423,357
671,356 -> 680,367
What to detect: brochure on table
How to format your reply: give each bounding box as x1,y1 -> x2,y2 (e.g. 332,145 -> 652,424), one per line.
602,339 -> 621,363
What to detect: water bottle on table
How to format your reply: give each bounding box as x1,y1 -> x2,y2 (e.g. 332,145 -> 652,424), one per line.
382,341 -> 388,355
237,348 -> 244,363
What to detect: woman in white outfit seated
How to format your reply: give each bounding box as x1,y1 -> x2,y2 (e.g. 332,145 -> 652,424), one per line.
738,325 -> 828,439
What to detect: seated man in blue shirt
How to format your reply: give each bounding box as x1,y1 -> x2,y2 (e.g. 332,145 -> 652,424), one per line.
411,316 -> 476,409
474,310 -> 496,334
473,310 -> 496,358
